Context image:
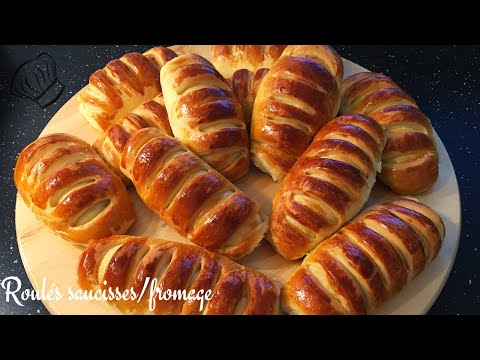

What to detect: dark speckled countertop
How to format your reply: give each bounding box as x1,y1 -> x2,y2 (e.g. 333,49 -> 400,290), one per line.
0,45 -> 478,315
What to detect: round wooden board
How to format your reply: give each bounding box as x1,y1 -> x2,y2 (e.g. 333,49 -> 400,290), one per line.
15,45 -> 461,315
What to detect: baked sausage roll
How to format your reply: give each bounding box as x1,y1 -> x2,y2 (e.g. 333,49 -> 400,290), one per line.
251,45 -> 343,182
120,127 -> 267,259
160,54 -> 249,181
14,133 -> 135,245
93,94 -> 172,184
78,235 -> 279,315
340,72 -> 438,194
281,197 -> 445,315
269,114 -> 385,260
79,46 -> 177,132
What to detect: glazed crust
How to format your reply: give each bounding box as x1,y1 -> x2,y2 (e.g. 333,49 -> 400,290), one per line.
281,45 -> 343,86
211,45 -> 287,123
120,127 -> 267,259
79,46 -> 177,132
230,68 -> 269,124
250,45 -> 343,182
340,72 -> 439,194
211,45 -> 287,80
93,94 -> 173,184
269,115 -> 385,260
78,235 -> 279,315
160,54 -> 249,181
281,197 -> 445,315
14,133 -> 135,245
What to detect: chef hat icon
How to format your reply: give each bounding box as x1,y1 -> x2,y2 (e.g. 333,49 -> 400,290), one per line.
10,53 -> 64,108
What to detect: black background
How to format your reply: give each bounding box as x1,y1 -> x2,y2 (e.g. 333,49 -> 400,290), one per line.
0,45 -> 478,315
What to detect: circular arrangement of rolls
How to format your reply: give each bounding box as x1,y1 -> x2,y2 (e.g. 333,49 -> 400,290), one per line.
14,45 -> 446,315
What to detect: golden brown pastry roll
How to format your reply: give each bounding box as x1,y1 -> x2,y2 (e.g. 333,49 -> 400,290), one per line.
79,46 -> 177,132
78,235 -> 279,315
120,127 -> 267,259
93,94 -> 173,184
212,45 -> 286,80
160,53 -> 249,181
251,45 -> 343,182
14,133 -> 135,245
269,114 -> 385,260
340,72 -> 438,194
281,197 -> 445,315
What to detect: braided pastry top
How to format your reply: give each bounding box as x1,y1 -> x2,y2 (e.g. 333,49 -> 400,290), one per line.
160,53 -> 249,181
281,198 -> 445,315
14,133 -> 135,245
251,45 -> 342,182
269,114 -> 385,260
212,45 -> 286,80
340,72 -> 438,194
120,127 -> 267,259
79,46 -> 177,132
78,235 -> 279,315
93,94 -> 173,184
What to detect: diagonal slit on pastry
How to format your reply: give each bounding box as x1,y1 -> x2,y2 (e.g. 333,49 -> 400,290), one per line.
93,93 -> 173,184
